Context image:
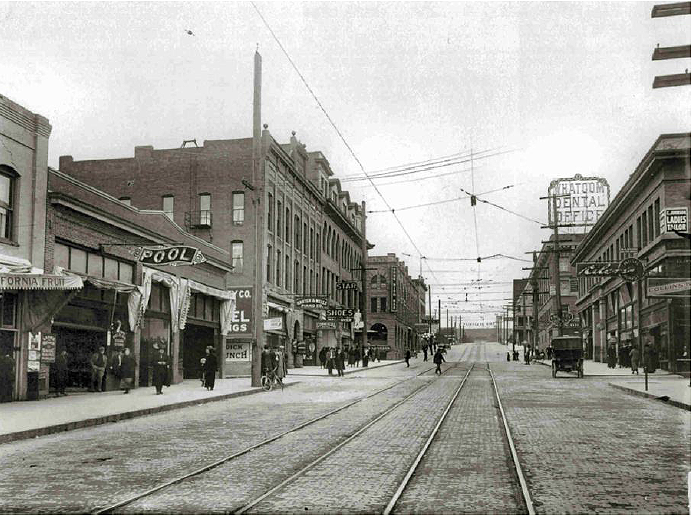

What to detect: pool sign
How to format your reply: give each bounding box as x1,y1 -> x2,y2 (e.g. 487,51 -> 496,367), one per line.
134,245 -> 206,266
660,207 -> 688,233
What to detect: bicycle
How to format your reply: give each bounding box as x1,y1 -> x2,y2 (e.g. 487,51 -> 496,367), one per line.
261,368 -> 284,391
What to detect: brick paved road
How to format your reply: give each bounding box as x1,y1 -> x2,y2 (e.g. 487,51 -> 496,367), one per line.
0,342 -> 688,515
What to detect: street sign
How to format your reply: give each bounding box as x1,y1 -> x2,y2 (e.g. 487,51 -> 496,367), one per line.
316,321 -> 337,330
336,281 -> 359,290
660,207 -> 688,233
647,277 -> 691,298
325,308 -> 355,321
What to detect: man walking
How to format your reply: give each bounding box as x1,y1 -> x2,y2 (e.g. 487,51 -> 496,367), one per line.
422,344 -> 428,362
630,345 -> 640,375
55,350 -> 69,396
335,348 -> 345,377
433,347 -> 445,375
152,346 -> 169,394
405,349 -> 411,368
90,346 -> 107,392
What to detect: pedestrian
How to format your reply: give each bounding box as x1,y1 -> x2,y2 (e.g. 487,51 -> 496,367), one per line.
405,349 -> 411,368
261,345 -> 275,377
203,346 -> 218,391
362,348 -> 369,367
90,346 -> 107,392
274,347 -> 285,383
319,347 -> 327,369
433,347 -> 445,375
335,348 -> 345,377
152,346 -> 169,394
348,347 -> 355,368
0,352 -> 14,403
199,356 -> 207,387
119,347 -> 135,394
55,350 -> 69,396
110,348 -> 123,386
630,345 -> 640,375
644,341 -> 656,374
506,351 -> 510,362
423,344 -> 428,362
326,347 -> 335,375
524,347 -> 530,365
355,348 -> 361,367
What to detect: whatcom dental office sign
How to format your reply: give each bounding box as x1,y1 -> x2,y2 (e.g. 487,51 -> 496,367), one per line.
548,174 -> 610,234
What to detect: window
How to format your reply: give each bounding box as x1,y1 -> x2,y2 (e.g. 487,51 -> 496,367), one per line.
371,297 -> 378,313
637,216 -> 642,249
295,215 -> 301,249
316,232 -> 321,261
654,198 -> 661,237
276,250 -> 281,287
310,228 -> 314,259
303,265 -> 307,294
199,193 -> 211,225
118,197 -> 131,206
231,241 -> 243,270
285,256 -> 290,291
162,195 -> 174,221
266,245 -> 272,283
54,243 -> 70,270
294,261 -> 300,293
380,297 -> 387,312
303,222 -> 308,254
0,167 -> 16,241
70,248 -> 87,273
648,205 -> 654,242
267,193 -> 274,232
642,211 -> 648,247
285,208 -> 290,241
277,201 -> 282,239
232,192 -> 245,224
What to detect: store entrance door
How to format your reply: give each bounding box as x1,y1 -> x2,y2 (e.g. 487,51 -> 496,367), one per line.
182,324 -> 215,379
53,327 -> 107,390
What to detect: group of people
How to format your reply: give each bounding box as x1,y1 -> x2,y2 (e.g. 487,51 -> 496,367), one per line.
261,345 -> 287,381
607,341 -> 657,375
420,341 -> 439,362
318,347 -> 346,376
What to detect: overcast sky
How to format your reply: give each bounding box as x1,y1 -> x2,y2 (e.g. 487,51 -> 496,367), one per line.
3,1 -> 689,325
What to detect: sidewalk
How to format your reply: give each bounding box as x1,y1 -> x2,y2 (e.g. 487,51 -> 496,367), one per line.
0,377 -> 299,445
288,359 -> 404,377
608,376 -> 691,411
535,358 -> 673,377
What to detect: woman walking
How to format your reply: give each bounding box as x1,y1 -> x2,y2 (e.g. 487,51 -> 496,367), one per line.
120,348 -> 135,394
630,345 -> 640,375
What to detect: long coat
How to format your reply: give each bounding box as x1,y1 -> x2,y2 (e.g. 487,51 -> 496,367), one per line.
55,353 -> 69,385
335,350 -> 345,371
152,351 -> 169,387
203,352 -> 218,375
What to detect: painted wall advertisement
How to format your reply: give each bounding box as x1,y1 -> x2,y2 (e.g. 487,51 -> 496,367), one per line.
227,287 -> 253,338
225,340 -> 251,362
548,174 -> 610,234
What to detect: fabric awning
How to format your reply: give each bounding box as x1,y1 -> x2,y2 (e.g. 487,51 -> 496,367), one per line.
0,273 -> 83,291
188,279 -> 234,300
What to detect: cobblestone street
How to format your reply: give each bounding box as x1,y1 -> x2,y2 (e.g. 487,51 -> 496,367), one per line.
0,343 -> 689,514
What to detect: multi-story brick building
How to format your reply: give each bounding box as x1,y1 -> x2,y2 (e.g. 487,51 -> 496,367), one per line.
58,128 -> 366,374
366,253 -> 427,359
571,133 -> 690,373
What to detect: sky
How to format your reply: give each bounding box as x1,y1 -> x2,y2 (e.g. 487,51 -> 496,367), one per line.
2,1 -> 690,325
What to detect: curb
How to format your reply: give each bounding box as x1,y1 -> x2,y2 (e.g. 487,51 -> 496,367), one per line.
608,383 -> 691,411
0,382 -> 299,445
289,360 -> 405,377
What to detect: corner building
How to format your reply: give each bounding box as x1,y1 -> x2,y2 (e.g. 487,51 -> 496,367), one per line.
58,129 -> 366,374
571,133 -> 690,373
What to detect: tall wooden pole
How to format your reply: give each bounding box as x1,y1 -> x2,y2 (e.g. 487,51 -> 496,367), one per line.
360,201 -> 367,359
251,50 -> 264,387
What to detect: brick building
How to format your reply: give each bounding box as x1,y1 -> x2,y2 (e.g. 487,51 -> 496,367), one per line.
571,133 -> 691,373
45,168 -> 236,392
366,253 -> 427,359
58,128 -> 366,374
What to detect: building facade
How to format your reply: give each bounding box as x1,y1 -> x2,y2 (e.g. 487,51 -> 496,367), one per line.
571,133 -> 690,373
366,253 -> 426,359
58,129 -> 366,375
46,169 -> 237,393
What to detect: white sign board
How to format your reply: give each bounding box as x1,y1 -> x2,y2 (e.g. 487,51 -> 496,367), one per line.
263,317 -> 283,331
548,175 -> 610,234
660,207 -> 688,233
225,340 -> 251,362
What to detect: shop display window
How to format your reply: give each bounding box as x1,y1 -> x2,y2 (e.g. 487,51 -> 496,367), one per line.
0,293 -> 17,329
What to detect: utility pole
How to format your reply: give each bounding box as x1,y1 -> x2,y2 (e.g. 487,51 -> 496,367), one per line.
428,285 -> 432,335
251,50 -> 264,387
360,201 -> 368,362
551,194 -> 564,337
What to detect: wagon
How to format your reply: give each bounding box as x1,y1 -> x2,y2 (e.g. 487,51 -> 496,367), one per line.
551,336 -> 584,378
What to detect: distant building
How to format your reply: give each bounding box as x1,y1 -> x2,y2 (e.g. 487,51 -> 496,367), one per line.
366,253 -> 426,359
571,133 -> 690,373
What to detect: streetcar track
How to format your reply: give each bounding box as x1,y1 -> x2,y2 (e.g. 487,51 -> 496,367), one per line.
92,363 -> 445,515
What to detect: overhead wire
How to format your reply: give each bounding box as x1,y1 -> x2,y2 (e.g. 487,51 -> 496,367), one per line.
459,187 -> 545,226
366,185 -> 516,214
251,2 -> 440,284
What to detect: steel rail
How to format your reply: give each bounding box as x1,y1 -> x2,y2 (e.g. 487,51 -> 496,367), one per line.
383,363 -> 475,514
487,363 -> 535,515
233,362 -> 464,514
92,364 -> 438,515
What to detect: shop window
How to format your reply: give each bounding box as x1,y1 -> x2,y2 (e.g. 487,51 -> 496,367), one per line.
232,192 -> 245,225
0,167 -> 16,241
212,299 -> 220,322
54,242 -> 70,270
119,262 -> 134,283
104,257 -> 119,280
204,296 -> 213,320
88,253 -> 103,278
149,283 -> 161,311
70,248 -> 87,274
0,293 -> 17,328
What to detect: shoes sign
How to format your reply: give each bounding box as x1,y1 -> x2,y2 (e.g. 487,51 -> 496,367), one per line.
325,308 -> 355,321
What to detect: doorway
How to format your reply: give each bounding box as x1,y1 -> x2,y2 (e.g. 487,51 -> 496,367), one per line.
182,324 -> 215,379
52,327 -> 107,390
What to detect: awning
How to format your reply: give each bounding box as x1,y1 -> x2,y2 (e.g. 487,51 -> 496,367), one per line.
0,273 -> 83,291
188,279 -> 234,300
267,301 -> 290,313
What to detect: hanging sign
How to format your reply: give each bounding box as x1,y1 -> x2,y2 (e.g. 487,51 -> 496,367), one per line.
134,246 -> 206,266
0,274 -> 83,291
390,267 -> 398,312
41,334 -> 56,363
660,207 -> 688,233
296,296 -> 328,309
316,321 -> 337,330
618,258 -> 645,282
336,281 -> 359,290
548,174 -> 610,234
325,308 -> 354,321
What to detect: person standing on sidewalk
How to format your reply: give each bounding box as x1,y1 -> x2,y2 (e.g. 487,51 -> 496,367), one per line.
319,347 -> 327,369
152,346 -> 169,394
422,344 -> 428,362
120,347 -> 135,394
55,350 -> 69,396
433,348 -> 445,375
90,346 -> 107,392
326,347 -> 335,375
405,349 -> 411,368
335,348 -> 345,376
203,346 -> 218,391
630,345 -> 640,375
274,347 -> 285,383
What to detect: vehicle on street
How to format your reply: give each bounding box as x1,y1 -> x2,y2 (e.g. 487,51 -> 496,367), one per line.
551,336 -> 584,378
